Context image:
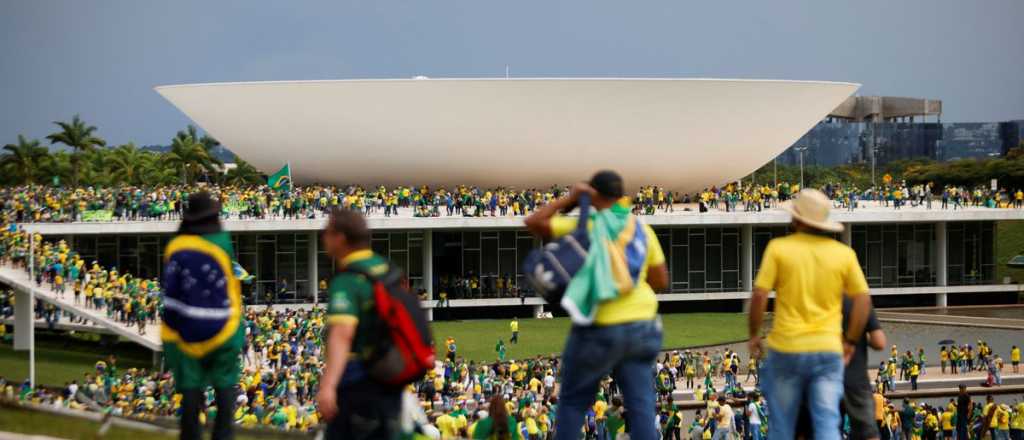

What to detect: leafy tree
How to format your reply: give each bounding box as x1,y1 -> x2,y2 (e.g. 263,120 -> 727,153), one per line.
46,115 -> 106,187
1,135 -> 50,184
165,135 -> 217,184
109,143 -> 148,186
224,155 -> 264,185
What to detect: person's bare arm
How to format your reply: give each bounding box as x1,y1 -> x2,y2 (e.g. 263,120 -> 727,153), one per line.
317,322 -> 355,420
647,263 -> 668,291
747,287 -> 770,360
867,329 -> 887,351
524,183 -> 594,240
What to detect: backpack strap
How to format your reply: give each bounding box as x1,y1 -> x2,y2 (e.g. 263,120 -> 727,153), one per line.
575,193 -> 591,234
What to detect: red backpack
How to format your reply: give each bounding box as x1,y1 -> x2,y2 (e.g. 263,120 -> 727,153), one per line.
345,265 -> 435,386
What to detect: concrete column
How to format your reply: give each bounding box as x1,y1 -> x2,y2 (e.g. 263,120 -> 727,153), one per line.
741,225 -> 753,292
423,231 -> 434,321
841,224 -> 852,246
935,222 -> 948,307
13,290 -> 31,351
308,232 -> 318,306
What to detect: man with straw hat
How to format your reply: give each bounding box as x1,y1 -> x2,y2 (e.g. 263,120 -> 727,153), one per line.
747,188 -> 872,440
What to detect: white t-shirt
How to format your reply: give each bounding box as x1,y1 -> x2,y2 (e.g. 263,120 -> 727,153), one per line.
747,402 -> 761,425
544,375 -> 555,389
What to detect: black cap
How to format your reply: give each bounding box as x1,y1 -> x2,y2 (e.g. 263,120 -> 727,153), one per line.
178,192 -> 222,235
589,170 -> 624,199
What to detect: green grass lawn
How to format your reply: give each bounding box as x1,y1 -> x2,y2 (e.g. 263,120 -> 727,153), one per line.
0,332 -> 151,386
0,405 -> 289,440
997,220 -> 1024,284
0,405 -> 179,440
431,312 -> 746,362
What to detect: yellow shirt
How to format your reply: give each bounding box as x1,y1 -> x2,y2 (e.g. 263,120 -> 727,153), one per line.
754,232 -> 869,353
941,411 -> 954,430
436,413 -> 458,439
550,214 -> 665,325
1011,347 -> 1020,362
594,399 -> 608,420
510,320 -> 519,332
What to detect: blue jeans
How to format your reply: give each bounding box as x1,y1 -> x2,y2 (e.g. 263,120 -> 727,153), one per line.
555,319 -> 662,440
760,349 -> 844,440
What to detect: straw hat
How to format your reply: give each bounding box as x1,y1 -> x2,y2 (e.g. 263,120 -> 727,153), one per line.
782,188 -> 844,233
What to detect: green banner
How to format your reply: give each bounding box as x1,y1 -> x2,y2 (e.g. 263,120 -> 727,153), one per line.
223,201 -> 250,214
82,210 -> 114,221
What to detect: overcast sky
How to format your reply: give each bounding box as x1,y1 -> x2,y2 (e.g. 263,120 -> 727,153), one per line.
2,0 -> 1022,147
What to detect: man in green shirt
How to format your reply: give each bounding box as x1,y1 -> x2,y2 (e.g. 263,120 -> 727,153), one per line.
317,208 -> 402,440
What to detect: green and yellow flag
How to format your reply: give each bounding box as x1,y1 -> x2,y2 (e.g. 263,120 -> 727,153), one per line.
267,163 -> 291,191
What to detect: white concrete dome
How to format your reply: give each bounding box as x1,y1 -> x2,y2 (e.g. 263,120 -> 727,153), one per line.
156,78 -> 859,192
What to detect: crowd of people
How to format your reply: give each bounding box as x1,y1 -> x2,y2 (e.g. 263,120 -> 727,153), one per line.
2,171 -> 1024,440
1,179 -> 1021,225
0,228 -> 161,334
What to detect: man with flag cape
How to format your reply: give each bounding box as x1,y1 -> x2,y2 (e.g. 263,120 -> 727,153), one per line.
161,192 -> 244,440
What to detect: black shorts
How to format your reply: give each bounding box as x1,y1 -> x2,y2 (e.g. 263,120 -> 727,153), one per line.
844,381 -> 880,440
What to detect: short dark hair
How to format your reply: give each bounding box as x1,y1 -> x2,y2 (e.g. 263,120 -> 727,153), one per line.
327,208 -> 370,247
589,170 -> 624,199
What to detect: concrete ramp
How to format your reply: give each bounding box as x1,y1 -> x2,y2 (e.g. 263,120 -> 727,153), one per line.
0,265 -> 161,351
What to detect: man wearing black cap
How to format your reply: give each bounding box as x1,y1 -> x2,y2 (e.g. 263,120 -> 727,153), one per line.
525,170 -> 669,440
161,192 -> 243,440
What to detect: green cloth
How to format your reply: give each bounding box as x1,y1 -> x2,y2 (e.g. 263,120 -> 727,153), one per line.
472,415 -> 522,439
325,251 -> 389,358
163,327 -> 243,389
561,202 -> 633,325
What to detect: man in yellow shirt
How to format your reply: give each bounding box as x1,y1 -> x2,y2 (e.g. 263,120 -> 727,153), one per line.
748,189 -> 871,440
524,170 -> 668,440
1011,345 -> 1020,373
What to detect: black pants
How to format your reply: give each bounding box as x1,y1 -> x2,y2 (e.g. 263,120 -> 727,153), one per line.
325,380 -> 403,440
180,387 -> 234,440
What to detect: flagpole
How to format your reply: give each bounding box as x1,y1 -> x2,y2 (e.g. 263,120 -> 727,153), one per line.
287,162 -> 292,190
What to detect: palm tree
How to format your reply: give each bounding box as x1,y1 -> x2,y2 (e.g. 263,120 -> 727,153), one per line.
224,155 -> 263,185
40,151 -> 73,186
165,135 -> 217,184
79,148 -> 114,186
46,115 -> 106,187
140,153 -> 180,186
176,125 -> 223,180
1,135 -> 50,184
109,143 -> 147,186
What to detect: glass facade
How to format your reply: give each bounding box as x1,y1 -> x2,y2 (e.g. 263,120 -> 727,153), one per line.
316,231 -> 426,294
432,230 -> 538,298
62,220 -> 999,303
946,221 -> 996,285
72,234 -> 171,280
752,226 -> 790,280
850,224 -> 936,288
233,233 -> 312,303
654,226 -> 742,293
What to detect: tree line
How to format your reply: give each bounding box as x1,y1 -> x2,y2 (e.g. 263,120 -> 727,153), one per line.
1,115 -> 264,187
744,145 -> 1024,190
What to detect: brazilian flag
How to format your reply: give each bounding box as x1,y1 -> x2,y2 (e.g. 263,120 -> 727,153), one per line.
161,231 -> 244,389
267,163 -> 291,191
